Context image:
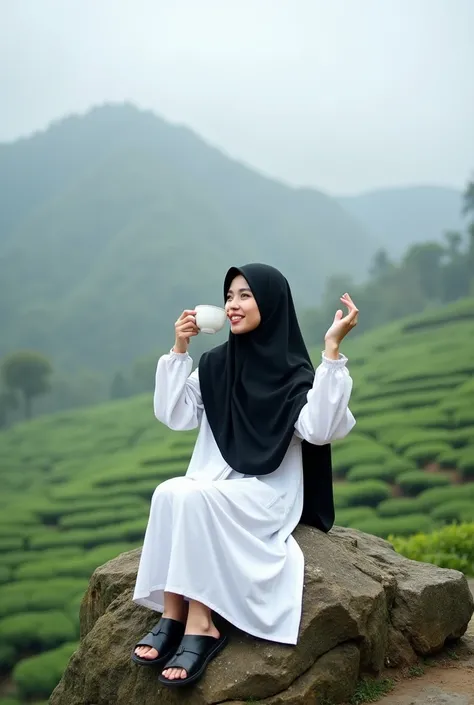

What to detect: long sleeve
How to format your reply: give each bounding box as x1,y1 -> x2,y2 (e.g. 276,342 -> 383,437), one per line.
295,352 -> 356,444
153,351 -> 204,431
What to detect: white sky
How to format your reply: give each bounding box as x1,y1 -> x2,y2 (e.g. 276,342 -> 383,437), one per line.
1,0 -> 473,194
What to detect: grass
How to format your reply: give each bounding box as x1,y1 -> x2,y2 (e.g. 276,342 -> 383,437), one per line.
349,678 -> 394,704
407,664 -> 425,677
0,297 -> 474,702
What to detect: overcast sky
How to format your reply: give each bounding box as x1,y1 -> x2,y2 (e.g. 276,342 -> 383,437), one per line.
2,0 -> 473,194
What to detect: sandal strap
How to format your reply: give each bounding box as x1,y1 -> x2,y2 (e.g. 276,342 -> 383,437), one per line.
135,618 -> 184,650
163,635 -> 222,674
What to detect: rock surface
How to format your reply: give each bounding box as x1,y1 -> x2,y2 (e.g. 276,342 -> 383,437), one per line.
50,525 -> 474,705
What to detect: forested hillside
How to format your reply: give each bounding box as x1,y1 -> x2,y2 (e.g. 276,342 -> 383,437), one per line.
0,103 -> 373,373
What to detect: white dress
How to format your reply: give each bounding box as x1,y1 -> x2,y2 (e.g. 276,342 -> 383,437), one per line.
133,349 -> 355,645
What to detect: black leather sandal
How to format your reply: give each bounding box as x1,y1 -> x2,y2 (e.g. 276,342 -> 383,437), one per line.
158,633 -> 228,687
131,617 -> 185,667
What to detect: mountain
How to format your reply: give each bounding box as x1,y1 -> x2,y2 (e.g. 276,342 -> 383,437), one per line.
0,296 -> 473,701
0,103 -> 374,372
339,186 -> 464,257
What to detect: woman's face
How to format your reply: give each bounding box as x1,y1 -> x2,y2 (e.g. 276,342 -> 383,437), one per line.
225,274 -> 261,334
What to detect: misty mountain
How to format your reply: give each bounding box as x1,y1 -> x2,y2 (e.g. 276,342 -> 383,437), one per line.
0,103 -> 374,372
339,186 -> 464,257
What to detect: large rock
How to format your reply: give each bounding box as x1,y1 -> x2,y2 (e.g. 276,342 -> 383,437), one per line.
50,526 -> 473,705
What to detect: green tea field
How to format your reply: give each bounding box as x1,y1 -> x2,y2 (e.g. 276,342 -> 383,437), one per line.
0,297 -> 473,703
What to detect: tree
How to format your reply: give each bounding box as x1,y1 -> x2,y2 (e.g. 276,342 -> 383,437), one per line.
369,249 -> 393,279
110,371 -> 129,400
443,230 -> 463,259
463,178 -> 474,218
1,351 -> 53,420
0,389 -> 18,429
403,242 -> 445,301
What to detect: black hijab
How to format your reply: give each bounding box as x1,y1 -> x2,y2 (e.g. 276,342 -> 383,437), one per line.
199,263 -> 335,532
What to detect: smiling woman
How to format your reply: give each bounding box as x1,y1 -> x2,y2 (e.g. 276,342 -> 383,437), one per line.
225,272 -> 261,333
131,262 -> 359,688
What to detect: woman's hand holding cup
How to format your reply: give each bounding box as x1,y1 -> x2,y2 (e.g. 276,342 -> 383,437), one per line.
173,310 -> 199,354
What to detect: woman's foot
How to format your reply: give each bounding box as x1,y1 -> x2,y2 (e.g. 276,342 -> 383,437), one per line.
134,598 -> 187,661
161,611 -> 220,680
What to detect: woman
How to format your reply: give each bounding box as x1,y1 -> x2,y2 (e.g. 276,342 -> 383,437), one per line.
132,263 -> 358,688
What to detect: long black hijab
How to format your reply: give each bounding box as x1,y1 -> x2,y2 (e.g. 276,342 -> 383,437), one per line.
199,263 -> 335,532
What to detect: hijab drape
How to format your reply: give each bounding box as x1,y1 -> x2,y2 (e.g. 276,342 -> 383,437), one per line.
199,263 -> 335,532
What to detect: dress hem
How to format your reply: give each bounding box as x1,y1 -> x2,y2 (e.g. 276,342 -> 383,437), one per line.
133,580 -> 302,646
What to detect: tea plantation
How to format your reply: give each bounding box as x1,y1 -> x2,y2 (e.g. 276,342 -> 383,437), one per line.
0,297 -> 473,703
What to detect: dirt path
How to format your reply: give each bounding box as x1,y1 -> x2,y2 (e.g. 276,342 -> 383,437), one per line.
373,579 -> 474,705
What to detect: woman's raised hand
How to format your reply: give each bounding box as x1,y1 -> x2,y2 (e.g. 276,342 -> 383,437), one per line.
173,310 -> 199,354
324,293 -> 359,347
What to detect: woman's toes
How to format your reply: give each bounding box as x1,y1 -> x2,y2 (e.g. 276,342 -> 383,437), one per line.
135,646 -> 158,659
162,667 -> 187,680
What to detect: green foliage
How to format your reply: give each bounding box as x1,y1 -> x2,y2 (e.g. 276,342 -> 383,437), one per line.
403,442 -> 452,465
396,470 -> 451,496
332,442 -> 392,474
390,522 -> 474,574
354,514 -> 435,538
305,180 -> 474,350
0,579 -> 87,618
0,612 -> 77,654
458,447 -> 474,478
0,537 -> 24,553
349,677 -> 394,704
0,642 -> 17,669
29,519 -> 147,550
335,507 -> 376,526
391,429 -> 452,452
377,497 -> 427,517
334,480 -> 392,508
14,543 -> 136,580
430,501 -> 474,523
59,505 -> 144,529
437,448 -> 462,468
12,641 -> 77,698
415,484 -> 474,511
1,351 -> 52,419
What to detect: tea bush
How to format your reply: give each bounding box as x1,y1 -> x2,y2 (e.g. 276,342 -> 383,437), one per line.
377,497 -> 427,517
458,447 -> 474,478
354,514 -> 435,538
430,501 -> 474,523
404,442 -> 452,465
15,543 -> 136,580
415,483 -> 474,511
390,522 -> 474,574
0,612 -> 77,655
0,578 -> 87,618
335,506 -> 377,525
346,464 -> 398,482
396,470 -> 451,496
333,480 -> 392,508
12,641 -> 77,699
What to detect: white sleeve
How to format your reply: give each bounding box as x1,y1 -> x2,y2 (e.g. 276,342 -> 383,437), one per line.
153,351 -> 204,431
295,352 -> 356,445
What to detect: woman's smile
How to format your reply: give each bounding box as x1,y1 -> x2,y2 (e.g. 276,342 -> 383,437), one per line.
229,313 -> 245,326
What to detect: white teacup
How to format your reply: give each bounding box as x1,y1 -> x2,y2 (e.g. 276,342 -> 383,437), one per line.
194,305 -> 227,334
